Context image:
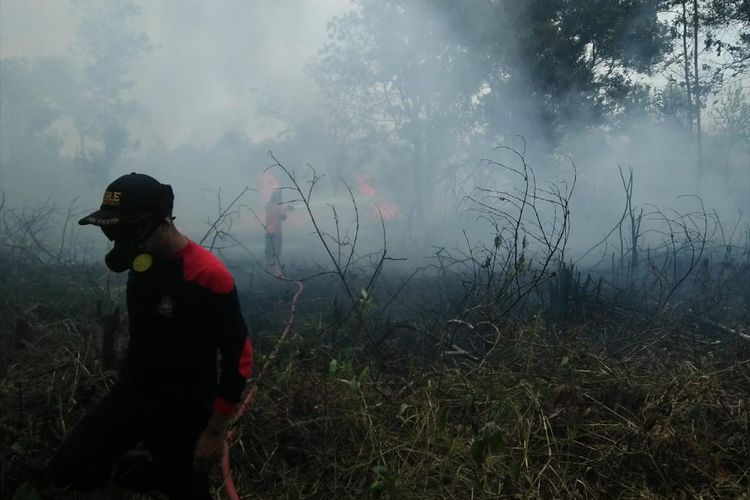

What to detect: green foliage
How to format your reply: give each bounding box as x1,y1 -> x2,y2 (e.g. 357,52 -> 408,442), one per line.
339,365 -> 370,393
328,358 -> 339,375
470,421 -> 505,465
660,0 -> 750,134
713,85 -> 750,143
701,0 -> 750,77
313,0 -> 677,227
11,483 -> 41,500
359,288 -> 377,313
316,0 -> 672,147
369,464 -> 397,495
481,0 -> 670,131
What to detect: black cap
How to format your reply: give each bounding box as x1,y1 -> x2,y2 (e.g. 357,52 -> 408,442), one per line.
78,172 -> 174,226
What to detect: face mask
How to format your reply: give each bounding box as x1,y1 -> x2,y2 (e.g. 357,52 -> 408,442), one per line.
101,219 -> 159,273
104,241 -> 153,273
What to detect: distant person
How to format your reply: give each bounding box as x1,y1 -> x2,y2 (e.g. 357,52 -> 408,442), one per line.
49,173 -> 253,499
265,189 -> 292,274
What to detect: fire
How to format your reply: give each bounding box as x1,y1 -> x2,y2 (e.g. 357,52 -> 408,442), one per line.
355,173 -> 377,197
355,173 -> 399,221
376,202 -> 400,221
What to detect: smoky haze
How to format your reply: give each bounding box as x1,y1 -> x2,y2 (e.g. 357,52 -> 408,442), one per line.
1,0 -> 748,268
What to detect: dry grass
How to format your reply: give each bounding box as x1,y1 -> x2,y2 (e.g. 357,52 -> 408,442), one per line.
229,325 -> 749,499
1,264 -> 748,499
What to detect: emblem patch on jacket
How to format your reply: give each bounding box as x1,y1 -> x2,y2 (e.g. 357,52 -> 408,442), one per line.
156,296 -> 175,318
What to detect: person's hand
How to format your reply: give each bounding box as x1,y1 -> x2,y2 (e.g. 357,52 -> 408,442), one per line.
193,428 -> 224,473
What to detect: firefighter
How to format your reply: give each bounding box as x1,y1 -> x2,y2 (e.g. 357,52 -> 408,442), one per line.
264,189 -> 292,274
49,173 -> 253,499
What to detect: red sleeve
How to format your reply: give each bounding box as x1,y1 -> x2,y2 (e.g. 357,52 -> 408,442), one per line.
181,242 -> 252,415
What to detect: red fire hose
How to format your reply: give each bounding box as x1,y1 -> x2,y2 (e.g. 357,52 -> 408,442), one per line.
221,277 -> 304,500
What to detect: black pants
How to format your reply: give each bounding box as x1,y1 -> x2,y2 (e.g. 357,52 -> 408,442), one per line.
48,380 -> 212,499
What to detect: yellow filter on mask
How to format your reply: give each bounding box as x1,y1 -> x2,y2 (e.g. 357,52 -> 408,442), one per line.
132,253 -> 153,273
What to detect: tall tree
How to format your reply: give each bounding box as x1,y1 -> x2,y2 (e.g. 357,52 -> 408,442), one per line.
664,0 -> 750,176
711,85 -> 750,186
73,0 -> 149,182
314,0 -> 672,228
477,0 -> 670,138
315,0 -> 489,230
704,0 -> 750,76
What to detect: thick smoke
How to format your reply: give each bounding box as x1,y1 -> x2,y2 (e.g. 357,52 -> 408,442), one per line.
1,0 -> 748,266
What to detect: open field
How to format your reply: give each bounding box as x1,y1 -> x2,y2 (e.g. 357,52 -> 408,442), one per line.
1,253 -> 748,499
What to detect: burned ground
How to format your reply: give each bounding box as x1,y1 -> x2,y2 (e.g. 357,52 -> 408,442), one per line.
1,252 -> 748,499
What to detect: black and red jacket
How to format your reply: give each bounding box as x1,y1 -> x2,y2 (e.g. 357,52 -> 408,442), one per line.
124,239 -> 252,415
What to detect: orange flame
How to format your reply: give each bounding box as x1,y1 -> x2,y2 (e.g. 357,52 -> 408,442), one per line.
375,202 -> 400,221
355,174 -> 377,197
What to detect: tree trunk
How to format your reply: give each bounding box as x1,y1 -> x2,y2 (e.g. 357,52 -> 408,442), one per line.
681,0 -> 694,134
693,0 -> 703,179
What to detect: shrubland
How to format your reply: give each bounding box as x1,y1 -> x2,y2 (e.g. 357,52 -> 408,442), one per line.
1,157 -> 748,499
